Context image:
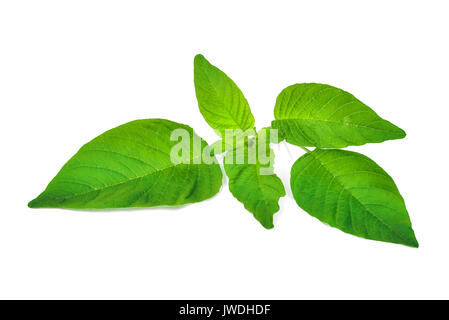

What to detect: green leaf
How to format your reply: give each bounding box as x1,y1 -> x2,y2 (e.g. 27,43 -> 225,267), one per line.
194,54 -> 255,136
29,119 -> 223,209
272,83 -> 406,148
224,132 -> 286,229
290,149 -> 418,247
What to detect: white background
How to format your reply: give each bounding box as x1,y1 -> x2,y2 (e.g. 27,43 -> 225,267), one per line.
1,0 -> 448,299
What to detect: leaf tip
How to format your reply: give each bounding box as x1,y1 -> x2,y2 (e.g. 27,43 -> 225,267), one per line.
388,122 -> 406,140
28,194 -> 50,209
391,124 -> 406,139
27,198 -> 40,209
262,223 -> 275,230
194,53 -> 207,65
257,215 -> 276,230
400,229 -> 419,248
407,236 -> 419,248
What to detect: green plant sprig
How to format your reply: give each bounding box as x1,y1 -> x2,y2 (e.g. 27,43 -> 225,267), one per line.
28,54 -> 418,247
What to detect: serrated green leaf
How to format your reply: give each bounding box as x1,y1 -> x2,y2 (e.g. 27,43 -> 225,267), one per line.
194,54 -> 255,136
29,119 -> 223,209
272,83 -> 406,148
290,149 -> 418,247
224,134 -> 285,229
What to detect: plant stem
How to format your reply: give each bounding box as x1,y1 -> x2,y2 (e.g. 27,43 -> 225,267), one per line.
299,146 -> 311,153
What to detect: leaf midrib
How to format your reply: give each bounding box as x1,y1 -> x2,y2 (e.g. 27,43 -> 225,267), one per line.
44,161 -> 208,203
274,118 -> 398,134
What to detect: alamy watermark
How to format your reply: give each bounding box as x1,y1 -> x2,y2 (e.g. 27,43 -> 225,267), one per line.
169,128 -> 279,175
